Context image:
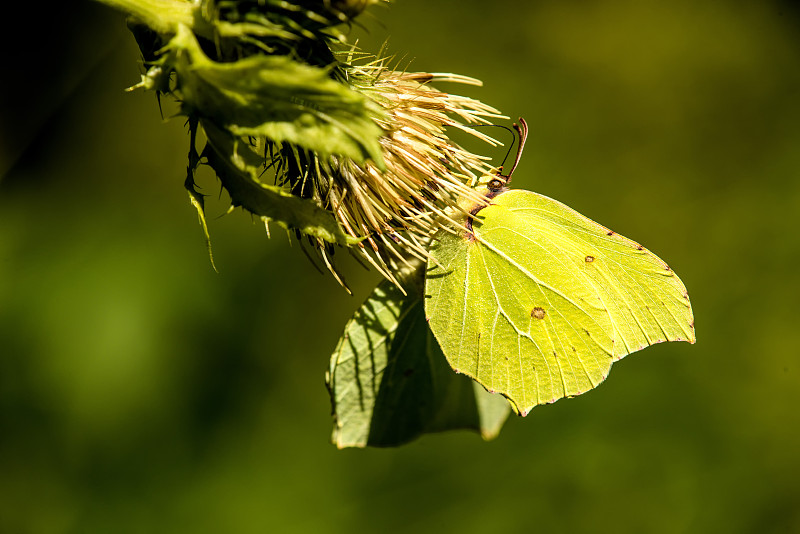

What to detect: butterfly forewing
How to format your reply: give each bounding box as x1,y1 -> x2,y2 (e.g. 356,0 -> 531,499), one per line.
425,189 -> 695,415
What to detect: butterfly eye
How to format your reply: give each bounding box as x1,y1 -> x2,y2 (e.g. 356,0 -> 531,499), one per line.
488,178 -> 505,190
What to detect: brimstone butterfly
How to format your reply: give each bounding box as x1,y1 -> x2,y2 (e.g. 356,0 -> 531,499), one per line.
424,119 -> 695,416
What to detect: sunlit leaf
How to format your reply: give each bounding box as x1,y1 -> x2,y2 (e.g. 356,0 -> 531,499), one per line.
425,189 -> 695,416
96,0 -> 195,34
170,26 -> 385,167
328,278 -> 511,448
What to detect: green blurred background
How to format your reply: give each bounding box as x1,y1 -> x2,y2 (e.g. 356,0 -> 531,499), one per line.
1,1 -> 799,532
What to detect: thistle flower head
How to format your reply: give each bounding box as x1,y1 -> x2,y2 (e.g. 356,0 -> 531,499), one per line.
269,53 -> 506,285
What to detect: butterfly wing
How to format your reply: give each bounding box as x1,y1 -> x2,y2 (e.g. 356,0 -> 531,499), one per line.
425,189 -> 695,415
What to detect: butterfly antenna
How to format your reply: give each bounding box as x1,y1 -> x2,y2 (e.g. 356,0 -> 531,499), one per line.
473,123 -> 516,169
499,118 -> 529,183
496,125 -> 517,172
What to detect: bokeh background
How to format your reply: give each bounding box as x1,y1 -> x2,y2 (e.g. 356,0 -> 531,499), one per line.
1,1 -> 799,532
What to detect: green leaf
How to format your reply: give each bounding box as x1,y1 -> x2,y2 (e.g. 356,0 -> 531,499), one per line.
425,189 -> 695,416
94,0 -> 195,35
327,278 -> 511,448
202,120 -> 361,246
170,26 -> 385,167
183,116 -> 217,271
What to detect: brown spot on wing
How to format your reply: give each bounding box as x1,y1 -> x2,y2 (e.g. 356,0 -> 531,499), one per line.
531,307 -> 546,319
